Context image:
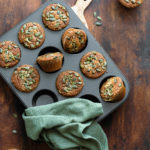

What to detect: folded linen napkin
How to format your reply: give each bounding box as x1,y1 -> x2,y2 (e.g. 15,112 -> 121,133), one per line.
22,98 -> 109,150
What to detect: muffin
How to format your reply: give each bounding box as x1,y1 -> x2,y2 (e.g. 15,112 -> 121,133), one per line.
56,70 -> 84,97
18,22 -> 45,49
119,0 -> 143,8
62,28 -> 87,53
0,41 -> 21,68
42,3 -> 69,31
11,64 -> 40,92
100,76 -> 126,102
36,52 -> 64,72
80,51 -> 107,79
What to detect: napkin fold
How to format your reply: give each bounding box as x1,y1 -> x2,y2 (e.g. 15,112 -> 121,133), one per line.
22,98 -> 109,150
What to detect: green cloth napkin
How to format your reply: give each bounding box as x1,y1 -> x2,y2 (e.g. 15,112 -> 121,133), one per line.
22,98 -> 109,150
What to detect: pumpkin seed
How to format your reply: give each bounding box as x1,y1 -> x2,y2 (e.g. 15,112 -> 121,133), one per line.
1,42 -> 5,45
97,16 -> 102,21
49,18 -> 56,21
96,68 -> 101,72
30,44 -> 35,48
78,82 -> 82,85
28,36 -> 33,41
72,85 -> 77,89
57,10 -> 60,15
51,6 -> 55,10
28,27 -> 33,31
12,130 -> 17,134
75,73 -> 79,77
36,42 -> 40,46
23,24 -> 26,29
0,48 -> 3,53
14,45 -> 18,48
39,35 -> 43,39
49,14 -> 54,18
46,18 -> 50,21
95,22 -> 102,26
119,83 -> 122,87
21,29 -> 24,33
33,26 -> 38,30
93,11 -> 97,17
35,32 -> 41,37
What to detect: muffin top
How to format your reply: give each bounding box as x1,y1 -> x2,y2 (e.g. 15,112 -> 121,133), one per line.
56,70 -> 84,97
18,22 -> 45,49
100,76 -> 126,102
119,0 -> 143,8
11,64 -> 40,92
0,41 -> 21,68
42,3 -> 69,31
37,52 -> 63,62
62,28 -> 87,53
37,52 -> 64,72
80,51 -> 107,79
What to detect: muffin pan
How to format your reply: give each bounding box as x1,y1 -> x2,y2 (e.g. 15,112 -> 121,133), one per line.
0,0 -> 130,122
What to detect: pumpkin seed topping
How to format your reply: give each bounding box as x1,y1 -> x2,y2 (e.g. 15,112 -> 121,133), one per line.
44,4 -> 69,29
0,48 -> 3,53
93,11 -> 97,17
95,22 -> 102,26
35,32 -> 41,37
62,72 -> 82,92
114,78 -> 117,83
119,83 -> 122,87
18,66 -> 37,90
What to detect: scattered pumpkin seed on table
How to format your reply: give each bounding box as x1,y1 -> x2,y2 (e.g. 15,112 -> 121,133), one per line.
93,11 -> 102,26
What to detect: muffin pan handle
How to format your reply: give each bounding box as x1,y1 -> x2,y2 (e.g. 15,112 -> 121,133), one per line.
71,0 -> 93,29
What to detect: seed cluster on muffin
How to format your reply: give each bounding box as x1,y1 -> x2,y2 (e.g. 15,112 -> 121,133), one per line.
100,76 -> 126,102
18,22 -> 45,49
56,71 -> 84,97
119,0 -> 143,8
62,28 -> 87,53
42,3 -> 69,31
11,65 -> 40,92
0,41 -> 21,68
80,51 -> 107,79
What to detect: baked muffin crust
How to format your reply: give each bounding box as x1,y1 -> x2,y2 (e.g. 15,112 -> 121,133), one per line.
42,3 -> 69,31
0,41 -> 21,68
11,64 -> 40,92
62,28 -> 87,53
37,52 -> 64,72
80,51 -> 107,79
100,76 -> 126,102
18,22 -> 45,49
56,70 -> 84,97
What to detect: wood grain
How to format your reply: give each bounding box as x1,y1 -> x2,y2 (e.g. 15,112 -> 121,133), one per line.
0,0 -> 150,149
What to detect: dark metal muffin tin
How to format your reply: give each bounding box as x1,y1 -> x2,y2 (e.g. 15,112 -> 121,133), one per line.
0,0 -> 130,122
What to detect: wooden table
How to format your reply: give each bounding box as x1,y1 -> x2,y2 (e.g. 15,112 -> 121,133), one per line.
0,0 -> 150,149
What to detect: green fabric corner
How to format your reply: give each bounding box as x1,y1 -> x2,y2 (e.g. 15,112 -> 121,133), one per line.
22,98 -> 109,150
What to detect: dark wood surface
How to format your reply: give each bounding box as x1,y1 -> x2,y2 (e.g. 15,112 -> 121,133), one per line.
0,0 -> 150,149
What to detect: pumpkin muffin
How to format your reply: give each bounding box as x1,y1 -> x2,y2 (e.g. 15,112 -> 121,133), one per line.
0,41 -> 21,68
36,52 -> 64,72
100,76 -> 126,102
80,51 -> 107,79
56,70 -> 84,97
11,64 -> 40,92
119,0 -> 143,8
42,3 -> 69,31
18,22 -> 45,49
62,28 -> 87,53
